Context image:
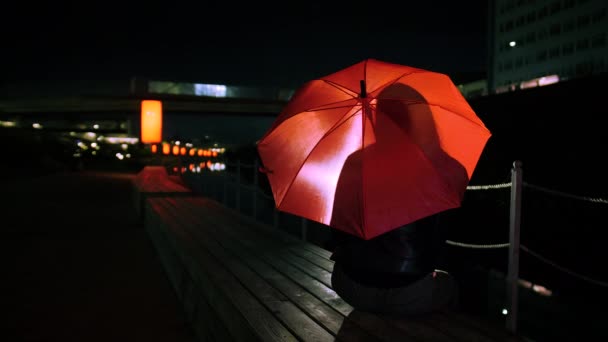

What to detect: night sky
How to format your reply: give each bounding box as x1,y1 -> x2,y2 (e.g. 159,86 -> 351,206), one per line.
2,2 -> 490,145
2,2 -> 489,88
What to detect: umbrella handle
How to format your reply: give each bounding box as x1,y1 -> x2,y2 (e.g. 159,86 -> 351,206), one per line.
259,166 -> 273,174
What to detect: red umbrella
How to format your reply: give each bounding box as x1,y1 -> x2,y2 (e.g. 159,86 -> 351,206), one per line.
257,59 -> 491,240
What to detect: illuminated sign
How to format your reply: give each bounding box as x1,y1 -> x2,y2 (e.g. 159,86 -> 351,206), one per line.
140,100 -> 163,143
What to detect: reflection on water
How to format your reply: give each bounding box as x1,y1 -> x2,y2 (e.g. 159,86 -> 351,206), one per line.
171,161 -> 226,174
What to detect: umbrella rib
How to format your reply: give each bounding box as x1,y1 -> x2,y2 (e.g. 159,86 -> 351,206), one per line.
421,102 -> 491,131
280,106 -> 362,208
321,79 -> 359,99
376,95 -> 490,131
372,71 -> 422,93
304,100 -> 357,113
394,70 -> 487,129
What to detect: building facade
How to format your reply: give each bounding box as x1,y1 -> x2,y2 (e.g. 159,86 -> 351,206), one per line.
487,0 -> 607,93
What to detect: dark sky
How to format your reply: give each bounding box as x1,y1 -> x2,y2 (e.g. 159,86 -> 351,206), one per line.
2,2 -> 489,88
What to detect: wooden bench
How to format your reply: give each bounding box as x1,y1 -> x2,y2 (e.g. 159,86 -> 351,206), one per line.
132,166 -> 192,220
144,195 -> 523,341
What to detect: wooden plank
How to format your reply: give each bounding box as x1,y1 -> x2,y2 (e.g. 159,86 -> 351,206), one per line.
174,198 -> 351,313
169,197 -> 422,341
188,285 -> 236,342
149,200 -> 298,342
177,197 -> 333,286
144,205 -> 186,298
278,251 -> 333,287
300,242 -> 334,260
146,202 -> 235,342
182,196 -> 334,264
156,199 -> 337,342
173,196 -> 518,342
160,199 -> 368,339
289,247 -> 335,272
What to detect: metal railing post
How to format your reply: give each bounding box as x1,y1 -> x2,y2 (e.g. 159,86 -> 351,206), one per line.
507,160 -> 523,334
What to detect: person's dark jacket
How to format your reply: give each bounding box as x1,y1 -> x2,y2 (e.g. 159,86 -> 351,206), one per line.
328,213 -> 446,288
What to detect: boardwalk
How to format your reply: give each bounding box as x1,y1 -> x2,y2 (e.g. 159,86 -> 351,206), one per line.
3,170 -> 196,342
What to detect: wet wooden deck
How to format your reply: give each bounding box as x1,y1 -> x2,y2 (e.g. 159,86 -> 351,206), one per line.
144,192 -> 524,341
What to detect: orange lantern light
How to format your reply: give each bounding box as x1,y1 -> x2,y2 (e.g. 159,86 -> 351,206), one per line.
151,144 -> 158,153
140,100 -> 163,144
180,147 -> 187,155
172,145 -> 180,155
212,151 -> 218,157
189,148 -> 196,156
197,149 -> 204,157
162,143 -> 170,155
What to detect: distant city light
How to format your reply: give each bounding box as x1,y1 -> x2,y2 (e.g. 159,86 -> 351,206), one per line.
103,136 -> 139,144
93,124 -> 99,129
509,41 -> 516,47
32,123 -> 42,129
538,75 -> 559,87
194,83 -> 227,97
0,120 -> 16,127
502,309 -> 508,315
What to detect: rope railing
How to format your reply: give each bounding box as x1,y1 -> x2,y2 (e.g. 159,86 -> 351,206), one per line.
466,182 -> 512,190
523,182 -> 608,204
445,240 -> 510,249
445,239 -> 608,287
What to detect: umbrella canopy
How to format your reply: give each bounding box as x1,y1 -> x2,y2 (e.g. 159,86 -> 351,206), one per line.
257,59 -> 491,240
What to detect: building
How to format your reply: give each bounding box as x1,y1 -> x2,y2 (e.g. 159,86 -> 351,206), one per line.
487,0 -> 607,93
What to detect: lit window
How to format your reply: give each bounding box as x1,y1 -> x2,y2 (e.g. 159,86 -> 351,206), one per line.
194,83 -> 227,97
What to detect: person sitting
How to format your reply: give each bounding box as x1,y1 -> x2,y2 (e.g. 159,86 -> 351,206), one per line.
327,211 -> 459,316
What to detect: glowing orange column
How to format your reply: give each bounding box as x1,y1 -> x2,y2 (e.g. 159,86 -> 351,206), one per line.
140,100 -> 163,144
162,143 -> 171,155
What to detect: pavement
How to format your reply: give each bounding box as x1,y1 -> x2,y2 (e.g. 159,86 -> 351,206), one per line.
3,170 -> 197,342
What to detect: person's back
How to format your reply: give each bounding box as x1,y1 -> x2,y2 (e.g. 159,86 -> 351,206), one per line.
327,212 -> 458,315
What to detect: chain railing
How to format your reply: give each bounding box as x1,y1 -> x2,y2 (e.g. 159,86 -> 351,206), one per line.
180,157 -> 607,335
